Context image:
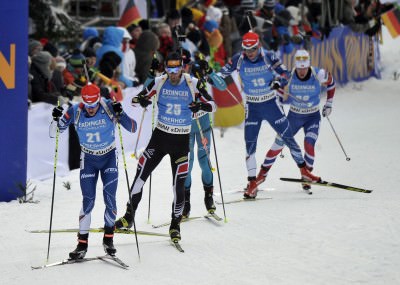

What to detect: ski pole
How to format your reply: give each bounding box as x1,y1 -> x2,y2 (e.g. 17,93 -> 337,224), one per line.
147,98 -> 156,224
326,116 -> 351,161
132,108 -> 147,159
46,101 -> 60,262
115,102 -> 141,261
224,87 -> 245,109
210,127 -> 227,222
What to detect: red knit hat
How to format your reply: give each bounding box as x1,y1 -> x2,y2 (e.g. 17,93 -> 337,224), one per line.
81,83 -> 100,104
242,31 -> 259,49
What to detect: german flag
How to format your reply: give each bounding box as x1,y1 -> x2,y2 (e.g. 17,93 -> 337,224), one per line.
118,0 -> 141,28
381,7 -> 400,38
212,75 -> 245,128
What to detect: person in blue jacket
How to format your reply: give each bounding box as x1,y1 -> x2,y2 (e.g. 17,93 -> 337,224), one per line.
258,49 -> 336,194
182,55 -> 217,218
51,83 -> 137,259
219,31 -> 321,199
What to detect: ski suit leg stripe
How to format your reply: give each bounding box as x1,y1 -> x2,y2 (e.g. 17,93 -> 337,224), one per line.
244,103 -> 263,177
303,115 -> 320,168
184,131 -> 196,189
79,151 -> 99,234
100,150 -> 118,228
264,101 -> 304,166
171,154 -> 188,218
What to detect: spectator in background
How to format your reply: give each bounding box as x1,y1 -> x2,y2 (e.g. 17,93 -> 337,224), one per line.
29,39 -> 43,57
127,23 -> 142,49
218,5 -> 237,63
341,0 -> 382,36
63,49 -> 87,97
157,23 -> 174,61
138,19 -> 150,31
166,9 -> 182,29
30,51 -> 65,105
96,26 -> 132,88
134,30 -> 160,84
118,27 -> 139,86
83,47 -> 97,69
80,27 -> 101,52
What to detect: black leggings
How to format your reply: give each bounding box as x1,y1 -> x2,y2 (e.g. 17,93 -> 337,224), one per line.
130,128 -> 189,219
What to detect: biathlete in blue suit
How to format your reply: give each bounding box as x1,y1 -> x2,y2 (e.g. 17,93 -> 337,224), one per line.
115,52 -> 216,242
259,49 -> 336,194
51,83 -> 137,259
219,31 -> 320,198
182,55 -> 220,218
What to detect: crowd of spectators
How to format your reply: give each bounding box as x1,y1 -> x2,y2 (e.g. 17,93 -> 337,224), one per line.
28,0 -> 397,107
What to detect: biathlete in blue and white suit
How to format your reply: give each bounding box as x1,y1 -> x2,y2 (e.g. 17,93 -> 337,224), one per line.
219,31 -> 320,199
259,49 -> 336,194
115,52 -> 216,242
51,83 -> 137,259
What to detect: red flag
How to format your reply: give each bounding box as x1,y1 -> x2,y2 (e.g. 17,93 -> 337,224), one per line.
118,0 -> 141,28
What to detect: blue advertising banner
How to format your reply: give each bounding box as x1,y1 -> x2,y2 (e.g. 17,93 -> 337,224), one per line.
0,0 -> 28,201
280,26 -> 381,84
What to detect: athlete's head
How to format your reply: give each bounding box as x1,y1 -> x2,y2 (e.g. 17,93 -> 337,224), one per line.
165,51 -> 183,84
81,83 -> 100,114
242,31 -> 260,61
294,49 -> 311,78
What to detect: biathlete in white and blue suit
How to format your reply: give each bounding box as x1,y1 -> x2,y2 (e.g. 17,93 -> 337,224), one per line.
51,83 -> 137,259
115,52 -> 216,243
259,49 -> 336,194
219,31 -> 321,199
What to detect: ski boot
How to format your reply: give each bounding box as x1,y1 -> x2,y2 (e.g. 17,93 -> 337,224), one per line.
255,165 -> 270,186
169,216 -> 182,242
300,165 -> 320,182
301,166 -> 313,194
115,202 -> 134,229
302,183 -> 312,195
182,188 -> 191,219
103,226 -> 117,256
69,233 -> 88,260
204,186 -> 216,213
244,177 -> 258,198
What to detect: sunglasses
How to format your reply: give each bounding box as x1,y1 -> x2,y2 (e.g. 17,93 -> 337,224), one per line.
295,56 -> 309,61
84,101 -> 99,109
243,47 -> 258,53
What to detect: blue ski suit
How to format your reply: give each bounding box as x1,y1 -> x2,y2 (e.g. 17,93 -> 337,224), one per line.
220,48 -> 306,178
55,99 -> 136,233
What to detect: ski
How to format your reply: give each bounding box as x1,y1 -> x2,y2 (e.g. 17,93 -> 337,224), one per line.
98,254 -> 129,269
205,212 -> 223,221
215,197 -> 272,205
31,257 -> 99,269
280,178 -> 373,193
171,240 -> 184,253
31,254 -> 129,270
28,228 -> 169,237
151,216 -> 202,229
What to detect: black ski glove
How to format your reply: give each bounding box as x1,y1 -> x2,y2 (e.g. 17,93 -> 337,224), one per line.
269,80 -> 281,90
189,102 -> 211,113
112,101 -> 123,116
52,106 -> 64,121
132,94 -> 151,108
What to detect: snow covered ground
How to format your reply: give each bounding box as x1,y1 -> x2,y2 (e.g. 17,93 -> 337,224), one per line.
2,28 -> 400,285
